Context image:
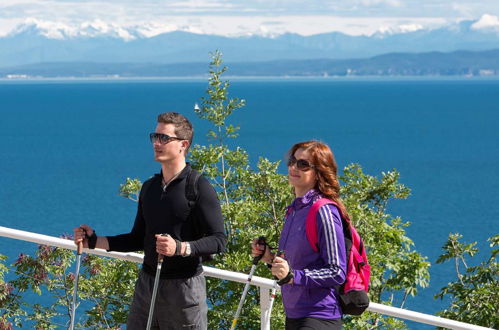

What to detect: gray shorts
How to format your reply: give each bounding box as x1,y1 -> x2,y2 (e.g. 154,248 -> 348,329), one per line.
126,270 -> 208,330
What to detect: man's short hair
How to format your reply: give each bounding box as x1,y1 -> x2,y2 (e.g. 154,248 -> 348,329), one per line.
157,112 -> 194,150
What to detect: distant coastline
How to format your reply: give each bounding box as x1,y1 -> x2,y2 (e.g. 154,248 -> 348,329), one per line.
2,75 -> 499,83
1,49 -> 498,80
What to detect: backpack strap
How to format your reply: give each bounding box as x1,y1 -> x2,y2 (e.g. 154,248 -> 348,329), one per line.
185,168 -> 215,262
305,198 -> 351,252
185,168 -> 201,209
305,198 -> 335,252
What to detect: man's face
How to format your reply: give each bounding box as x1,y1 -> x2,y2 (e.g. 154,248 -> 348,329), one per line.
152,123 -> 186,163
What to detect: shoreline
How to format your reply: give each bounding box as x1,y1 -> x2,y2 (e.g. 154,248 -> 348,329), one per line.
1,74 -> 499,83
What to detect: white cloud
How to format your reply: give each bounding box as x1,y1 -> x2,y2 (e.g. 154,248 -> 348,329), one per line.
356,0 -> 401,8
0,18 -> 24,36
376,23 -> 424,35
0,1 -> 498,37
168,0 -> 236,10
451,3 -> 474,17
1,15 -> 453,39
471,14 -> 499,31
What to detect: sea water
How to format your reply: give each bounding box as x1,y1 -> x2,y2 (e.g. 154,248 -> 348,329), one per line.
0,78 -> 498,327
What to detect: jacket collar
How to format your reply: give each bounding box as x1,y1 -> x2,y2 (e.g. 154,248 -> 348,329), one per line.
290,189 -> 321,210
155,163 -> 192,182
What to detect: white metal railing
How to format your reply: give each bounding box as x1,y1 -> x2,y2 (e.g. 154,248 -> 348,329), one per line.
0,226 -> 492,330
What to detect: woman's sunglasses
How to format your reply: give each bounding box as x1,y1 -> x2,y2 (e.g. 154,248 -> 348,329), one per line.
287,156 -> 315,171
149,133 -> 184,144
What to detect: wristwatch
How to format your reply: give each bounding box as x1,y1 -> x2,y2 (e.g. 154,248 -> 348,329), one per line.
183,242 -> 191,257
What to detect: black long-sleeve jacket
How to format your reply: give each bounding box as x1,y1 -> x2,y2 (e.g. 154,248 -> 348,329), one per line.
107,164 -> 226,279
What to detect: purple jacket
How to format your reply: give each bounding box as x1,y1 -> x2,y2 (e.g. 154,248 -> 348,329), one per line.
278,189 -> 347,319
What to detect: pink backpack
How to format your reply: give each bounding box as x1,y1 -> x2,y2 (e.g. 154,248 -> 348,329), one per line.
305,198 -> 371,315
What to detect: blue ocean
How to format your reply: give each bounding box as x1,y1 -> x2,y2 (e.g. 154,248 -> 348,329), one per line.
1,78 -> 498,327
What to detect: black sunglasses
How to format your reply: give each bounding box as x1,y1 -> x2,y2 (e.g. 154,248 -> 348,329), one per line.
287,155 -> 315,171
149,133 -> 184,144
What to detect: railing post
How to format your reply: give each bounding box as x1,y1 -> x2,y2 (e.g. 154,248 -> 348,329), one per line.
260,287 -> 271,330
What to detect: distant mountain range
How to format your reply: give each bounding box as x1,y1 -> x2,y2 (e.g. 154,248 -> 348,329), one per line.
1,49 -> 498,78
1,16 -> 499,68
0,16 -> 498,77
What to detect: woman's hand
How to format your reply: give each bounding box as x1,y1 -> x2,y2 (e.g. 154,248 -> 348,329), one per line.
251,239 -> 274,264
272,256 -> 292,282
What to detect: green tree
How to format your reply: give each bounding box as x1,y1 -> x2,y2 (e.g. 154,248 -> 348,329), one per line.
0,241 -> 138,329
435,233 -> 498,328
8,244 -> 75,329
0,254 -> 25,329
188,51 -> 291,329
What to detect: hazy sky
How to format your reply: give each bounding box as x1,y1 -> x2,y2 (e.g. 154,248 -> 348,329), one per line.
1,0 -> 498,37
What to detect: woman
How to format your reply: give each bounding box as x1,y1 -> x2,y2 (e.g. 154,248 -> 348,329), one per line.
253,140 -> 347,329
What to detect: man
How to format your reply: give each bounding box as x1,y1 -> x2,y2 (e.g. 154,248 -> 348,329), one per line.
74,112 -> 226,329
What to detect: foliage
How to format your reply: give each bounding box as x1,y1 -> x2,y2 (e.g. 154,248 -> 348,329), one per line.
435,233 -> 499,328
9,244 -> 75,329
0,254 -> 24,329
119,178 -> 142,202
0,51 -> 432,329
77,255 -> 139,328
0,243 -> 138,328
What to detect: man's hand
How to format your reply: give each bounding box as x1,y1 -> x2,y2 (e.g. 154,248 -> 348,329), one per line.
155,234 -> 177,257
73,224 -> 93,248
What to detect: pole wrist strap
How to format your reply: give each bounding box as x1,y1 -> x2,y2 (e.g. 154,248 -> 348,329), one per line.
277,269 -> 294,286
87,231 -> 97,249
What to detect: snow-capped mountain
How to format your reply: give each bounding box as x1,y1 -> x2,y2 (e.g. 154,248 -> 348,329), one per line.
6,18 -> 200,41
1,15 -> 498,67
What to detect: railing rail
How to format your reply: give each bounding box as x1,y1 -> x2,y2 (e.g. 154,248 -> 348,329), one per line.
0,226 -> 492,330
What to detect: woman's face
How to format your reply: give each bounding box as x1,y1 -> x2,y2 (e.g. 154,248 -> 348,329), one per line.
288,148 -> 317,197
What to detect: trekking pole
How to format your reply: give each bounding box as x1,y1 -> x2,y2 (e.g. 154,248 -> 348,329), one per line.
146,234 -> 168,330
69,238 -> 83,330
265,250 -> 284,325
230,236 -> 266,330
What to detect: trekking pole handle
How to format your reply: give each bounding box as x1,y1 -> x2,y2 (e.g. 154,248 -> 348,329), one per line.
270,250 -> 286,280
77,241 -> 83,255
252,236 -> 267,265
77,227 -> 87,255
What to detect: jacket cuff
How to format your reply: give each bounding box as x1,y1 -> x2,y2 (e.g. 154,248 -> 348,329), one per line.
291,269 -> 304,286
